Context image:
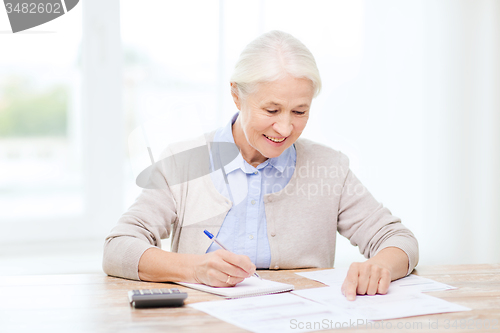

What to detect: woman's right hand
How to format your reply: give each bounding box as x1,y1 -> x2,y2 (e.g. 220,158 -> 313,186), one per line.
192,249 -> 256,287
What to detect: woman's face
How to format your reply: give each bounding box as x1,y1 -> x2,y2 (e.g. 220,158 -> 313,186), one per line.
232,75 -> 314,166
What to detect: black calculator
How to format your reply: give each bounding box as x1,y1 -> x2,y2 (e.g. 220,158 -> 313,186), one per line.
128,288 -> 188,308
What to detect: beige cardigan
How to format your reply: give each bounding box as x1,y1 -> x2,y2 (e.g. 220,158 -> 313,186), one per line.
103,133 -> 418,281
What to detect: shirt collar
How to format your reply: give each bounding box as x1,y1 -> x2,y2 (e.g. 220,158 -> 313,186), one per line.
268,144 -> 294,173
215,112 -> 295,174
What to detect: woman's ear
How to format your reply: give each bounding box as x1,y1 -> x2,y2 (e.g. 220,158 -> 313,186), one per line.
230,82 -> 241,110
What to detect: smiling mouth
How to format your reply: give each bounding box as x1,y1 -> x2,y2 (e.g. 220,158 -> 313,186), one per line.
263,134 -> 286,143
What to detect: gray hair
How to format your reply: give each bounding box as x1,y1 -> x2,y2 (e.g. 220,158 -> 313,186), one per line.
230,30 -> 322,98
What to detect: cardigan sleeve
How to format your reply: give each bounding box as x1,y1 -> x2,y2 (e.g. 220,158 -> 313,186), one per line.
102,161 -> 177,281
336,154 -> 419,275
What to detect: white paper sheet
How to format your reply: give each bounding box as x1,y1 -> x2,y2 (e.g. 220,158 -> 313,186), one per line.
296,268 -> 349,287
296,268 -> 456,293
190,292 -> 360,333
389,274 -> 456,293
190,270 -> 470,332
292,286 -> 471,321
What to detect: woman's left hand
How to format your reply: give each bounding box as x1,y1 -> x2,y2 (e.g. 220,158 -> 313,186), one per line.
340,247 -> 409,301
341,261 -> 391,301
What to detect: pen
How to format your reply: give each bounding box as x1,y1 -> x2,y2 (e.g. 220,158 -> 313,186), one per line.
203,229 -> 262,280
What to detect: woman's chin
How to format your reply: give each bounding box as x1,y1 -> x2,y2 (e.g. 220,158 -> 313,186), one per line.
259,146 -> 287,159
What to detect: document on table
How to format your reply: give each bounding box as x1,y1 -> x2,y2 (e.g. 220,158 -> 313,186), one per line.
296,268 -> 350,286
293,268 -> 469,321
296,268 -> 456,293
389,274 -> 456,292
190,292 -> 360,333
190,269 -> 470,333
191,287 -> 470,333
292,286 -> 470,321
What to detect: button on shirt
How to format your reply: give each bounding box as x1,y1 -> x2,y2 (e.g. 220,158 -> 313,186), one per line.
207,113 -> 296,268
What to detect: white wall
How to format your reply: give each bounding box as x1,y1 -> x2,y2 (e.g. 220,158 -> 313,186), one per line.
309,0 -> 427,267
331,0 -> 500,267
422,0 -> 500,265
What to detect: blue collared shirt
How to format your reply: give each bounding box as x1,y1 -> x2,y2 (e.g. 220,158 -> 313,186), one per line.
207,113 -> 296,268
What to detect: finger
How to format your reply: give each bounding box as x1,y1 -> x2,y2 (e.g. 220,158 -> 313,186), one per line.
209,260 -> 248,283
225,252 -> 256,276
342,264 -> 360,301
205,268 -> 238,287
224,274 -> 245,286
222,261 -> 255,282
356,264 -> 371,295
217,250 -> 256,277
206,267 -> 246,287
200,253 -> 245,286
218,266 -> 247,287
366,266 -> 381,296
207,251 -> 255,285
377,269 -> 391,294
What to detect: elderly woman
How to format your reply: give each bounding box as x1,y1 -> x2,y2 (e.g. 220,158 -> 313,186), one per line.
103,30 -> 418,301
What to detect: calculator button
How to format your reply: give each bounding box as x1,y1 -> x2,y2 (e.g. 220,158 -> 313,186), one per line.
160,288 -> 171,294
171,288 -> 180,293
141,290 -> 152,295
132,290 -> 141,295
151,289 -> 161,294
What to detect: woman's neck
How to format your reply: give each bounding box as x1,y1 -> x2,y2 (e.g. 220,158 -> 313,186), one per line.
232,119 -> 267,168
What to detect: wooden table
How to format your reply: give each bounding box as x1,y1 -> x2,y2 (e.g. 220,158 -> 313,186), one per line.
1,264 -> 499,332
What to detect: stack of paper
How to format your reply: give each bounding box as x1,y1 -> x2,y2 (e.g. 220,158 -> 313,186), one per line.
189,270 -> 470,333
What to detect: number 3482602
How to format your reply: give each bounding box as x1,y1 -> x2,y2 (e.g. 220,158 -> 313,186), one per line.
5,2 -> 62,14
444,319 -> 499,330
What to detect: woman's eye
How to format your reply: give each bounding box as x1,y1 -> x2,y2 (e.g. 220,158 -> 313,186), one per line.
294,111 -> 306,115
266,110 -> 278,113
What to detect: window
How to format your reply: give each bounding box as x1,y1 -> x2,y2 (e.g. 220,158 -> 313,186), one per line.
0,5 -> 84,243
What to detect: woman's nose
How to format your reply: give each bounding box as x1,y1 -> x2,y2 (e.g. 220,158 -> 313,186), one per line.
273,115 -> 293,137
